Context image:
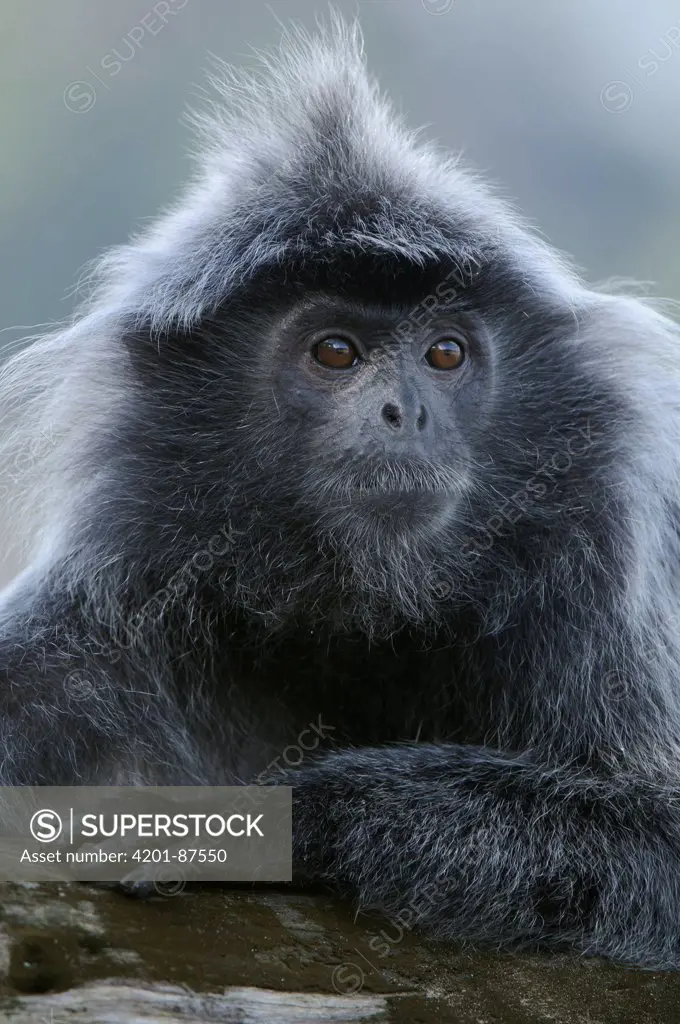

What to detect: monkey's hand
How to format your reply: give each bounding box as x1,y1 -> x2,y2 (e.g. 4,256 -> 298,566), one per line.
265,743 -> 680,967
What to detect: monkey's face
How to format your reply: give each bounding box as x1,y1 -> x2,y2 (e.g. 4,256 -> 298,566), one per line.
249,289 -> 496,548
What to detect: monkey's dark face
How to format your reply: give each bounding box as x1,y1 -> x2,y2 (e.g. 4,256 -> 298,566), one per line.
253,292 -> 494,543
164,257 -> 596,630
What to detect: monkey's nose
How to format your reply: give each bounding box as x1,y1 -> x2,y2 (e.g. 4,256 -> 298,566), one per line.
380,402 -> 428,432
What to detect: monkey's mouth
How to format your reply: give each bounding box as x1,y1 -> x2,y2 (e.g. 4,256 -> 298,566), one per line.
309,455 -> 467,503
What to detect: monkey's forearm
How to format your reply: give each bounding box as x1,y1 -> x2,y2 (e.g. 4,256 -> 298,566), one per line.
279,744 -> 680,968
0,607 -> 191,785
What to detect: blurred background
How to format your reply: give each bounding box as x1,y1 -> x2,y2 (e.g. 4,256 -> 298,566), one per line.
2,0 -> 680,353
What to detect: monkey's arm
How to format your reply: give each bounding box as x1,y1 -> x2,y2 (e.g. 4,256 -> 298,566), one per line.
0,590 -> 198,785
276,744 -> 680,968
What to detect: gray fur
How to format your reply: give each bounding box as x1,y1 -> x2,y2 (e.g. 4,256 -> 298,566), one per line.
2,15 -> 680,967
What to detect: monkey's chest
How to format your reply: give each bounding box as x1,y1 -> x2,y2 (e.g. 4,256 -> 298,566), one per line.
222,629 -> 463,754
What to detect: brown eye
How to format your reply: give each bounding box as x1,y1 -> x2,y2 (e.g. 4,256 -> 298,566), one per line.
426,338 -> 465,370
313,337 -> 359,369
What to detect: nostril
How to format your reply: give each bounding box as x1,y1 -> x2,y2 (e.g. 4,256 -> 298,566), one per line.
416,405 -> 427,431
382,403 -> 402,429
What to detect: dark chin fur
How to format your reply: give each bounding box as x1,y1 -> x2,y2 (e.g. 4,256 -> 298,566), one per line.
217,496 -> 461,641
